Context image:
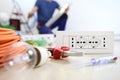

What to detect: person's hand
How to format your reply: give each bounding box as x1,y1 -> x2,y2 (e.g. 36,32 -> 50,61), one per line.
28,12 -> 33,19
65,6 -> 69,13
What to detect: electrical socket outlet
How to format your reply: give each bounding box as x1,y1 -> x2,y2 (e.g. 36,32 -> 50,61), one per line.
55,31 -> 114,54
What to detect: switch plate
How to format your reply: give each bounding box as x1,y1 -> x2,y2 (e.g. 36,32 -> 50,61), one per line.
55,31 -> 114,54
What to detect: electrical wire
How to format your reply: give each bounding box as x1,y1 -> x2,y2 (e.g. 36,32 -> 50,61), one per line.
0,28 -> 23,68
26,14 -> 37,34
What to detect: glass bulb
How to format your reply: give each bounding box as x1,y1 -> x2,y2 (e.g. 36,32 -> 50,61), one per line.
3,42 -> 37,72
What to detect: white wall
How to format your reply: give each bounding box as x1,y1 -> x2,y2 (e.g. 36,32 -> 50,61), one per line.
0,0 -> 13,15
0,0 -> 120,34
65,0 -> 120,34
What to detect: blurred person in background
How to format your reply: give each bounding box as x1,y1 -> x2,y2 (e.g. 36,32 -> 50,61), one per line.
28,0 -> 69,34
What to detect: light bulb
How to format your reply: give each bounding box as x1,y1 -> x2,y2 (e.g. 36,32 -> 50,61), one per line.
3,41 -> 51,73
3,42 -> 37,72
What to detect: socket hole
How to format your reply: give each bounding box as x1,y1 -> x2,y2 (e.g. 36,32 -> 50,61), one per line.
80,41 -> 82,43
89,41 -> 92,43
72,38 -> 74,40
103,41 -> 105,43
103,44 -> 106,47
103,38 -> 106,40
77,41 -> 79,43
80,46 -> 82,48
72,45 -> 74,47
95,41 -> 98,43
83,41 -> 86,43
92,46 -> 95,48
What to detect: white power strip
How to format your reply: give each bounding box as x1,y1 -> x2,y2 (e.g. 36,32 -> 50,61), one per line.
55,31 -> 114,54
21,34 -> 55,47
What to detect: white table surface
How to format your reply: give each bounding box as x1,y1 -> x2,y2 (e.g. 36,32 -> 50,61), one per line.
0,41 -> 120,80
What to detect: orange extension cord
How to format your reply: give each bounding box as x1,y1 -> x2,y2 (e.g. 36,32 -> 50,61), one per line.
0,28 -> 24,68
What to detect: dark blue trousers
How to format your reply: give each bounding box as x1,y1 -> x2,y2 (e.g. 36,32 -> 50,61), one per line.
38,13 -> 68,34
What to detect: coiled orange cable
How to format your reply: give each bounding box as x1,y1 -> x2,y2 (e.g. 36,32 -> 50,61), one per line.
0,28 -> 24,68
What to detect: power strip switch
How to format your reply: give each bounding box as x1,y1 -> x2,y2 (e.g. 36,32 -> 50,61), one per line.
55,31 -> 114,54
